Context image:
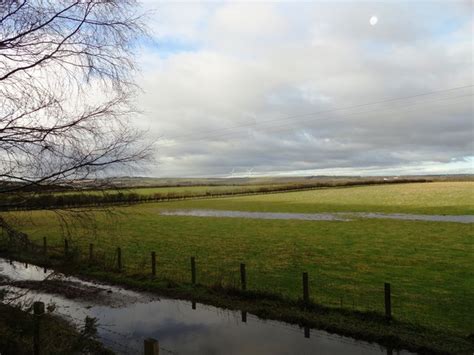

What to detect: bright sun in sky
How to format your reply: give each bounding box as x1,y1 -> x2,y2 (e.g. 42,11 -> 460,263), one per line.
369,15 -> 378,26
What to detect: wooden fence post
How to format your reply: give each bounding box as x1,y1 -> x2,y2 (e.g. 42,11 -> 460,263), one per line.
144,338 -> 159,355
33,301 -> 45,355
302,272 -> 309,304
304,326 -> 310,338
89,243 -> 94,264
117,247 -> 122,271
384,282 -> 392,320
191,257 -> 196,285
6,229 -> 11,249
151,251 -> 156,276
240,263 -> 247,291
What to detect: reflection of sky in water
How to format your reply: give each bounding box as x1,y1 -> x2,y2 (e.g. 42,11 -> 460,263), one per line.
162,209 -> 474,224
0,259 -> 412,355
161,210 -> 348,221
0,259 -> 50,281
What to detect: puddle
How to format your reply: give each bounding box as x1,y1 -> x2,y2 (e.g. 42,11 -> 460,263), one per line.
161,210 -> 349,221
161,209 -> 474,223
0,259 -> 414,355
345,212 -> 474,223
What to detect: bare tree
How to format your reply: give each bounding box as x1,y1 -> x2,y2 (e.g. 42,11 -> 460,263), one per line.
0,1 -> 151,236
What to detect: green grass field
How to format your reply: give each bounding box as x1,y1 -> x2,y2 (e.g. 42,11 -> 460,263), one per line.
155,180 -> 473,215
5,181 -> 474,338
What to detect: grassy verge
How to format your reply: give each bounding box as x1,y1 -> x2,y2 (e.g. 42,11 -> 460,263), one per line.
0,302 -> 112,354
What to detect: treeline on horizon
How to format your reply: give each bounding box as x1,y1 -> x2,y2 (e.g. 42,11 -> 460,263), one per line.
0,178 -> 434,211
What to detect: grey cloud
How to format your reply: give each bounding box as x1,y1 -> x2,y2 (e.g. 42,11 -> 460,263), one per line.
136,1 -> 473,177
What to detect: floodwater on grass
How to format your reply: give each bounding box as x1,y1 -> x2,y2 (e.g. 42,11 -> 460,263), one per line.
162,209 -> 349,221
346,212 -> 474,223
0,258 -> 412,355
161,209 -> 474,223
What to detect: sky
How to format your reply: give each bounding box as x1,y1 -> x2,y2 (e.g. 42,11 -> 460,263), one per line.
134,0 -> 473,177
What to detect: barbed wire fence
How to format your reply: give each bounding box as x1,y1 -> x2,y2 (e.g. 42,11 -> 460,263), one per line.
1,228 -> 472,354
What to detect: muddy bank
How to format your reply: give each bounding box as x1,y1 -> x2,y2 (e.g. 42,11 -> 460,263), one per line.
0,261 -> 152,307
1,279 -> 107,302
0,303 -> 113,355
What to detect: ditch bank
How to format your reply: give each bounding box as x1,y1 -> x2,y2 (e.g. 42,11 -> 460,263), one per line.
0,252 -> 473,355
1,257 -> 413,355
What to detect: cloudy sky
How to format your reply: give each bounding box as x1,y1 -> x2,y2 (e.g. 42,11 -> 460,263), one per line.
134,0 -> 473,177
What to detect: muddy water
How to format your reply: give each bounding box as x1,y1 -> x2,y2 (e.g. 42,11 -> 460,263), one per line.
161,209 -> 474,223
0,259 -> 413,355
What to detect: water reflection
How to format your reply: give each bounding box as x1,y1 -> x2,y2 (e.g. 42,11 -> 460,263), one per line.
0,259 -> 413,355
161,210 -> 347,221
162,209 -> 474,223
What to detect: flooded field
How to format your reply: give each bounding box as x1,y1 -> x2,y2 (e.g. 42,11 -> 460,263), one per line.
162,209 -> 349,221
161,209 -> 474,223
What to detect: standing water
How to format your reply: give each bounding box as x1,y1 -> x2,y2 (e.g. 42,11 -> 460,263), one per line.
0,258 -> 412,355
161,209 -> 474,224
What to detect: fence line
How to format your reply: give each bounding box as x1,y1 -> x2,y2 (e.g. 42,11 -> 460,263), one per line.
4,236 -> 395,324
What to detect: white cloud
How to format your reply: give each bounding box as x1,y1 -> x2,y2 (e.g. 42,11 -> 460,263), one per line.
135,0 -> 473,177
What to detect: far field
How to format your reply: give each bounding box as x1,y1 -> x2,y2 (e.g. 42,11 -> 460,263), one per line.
149,180 -> 474,215
4,181 -> 474,337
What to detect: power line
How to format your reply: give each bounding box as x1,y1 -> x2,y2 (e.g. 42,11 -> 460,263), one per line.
157,84 -> 473,144
156,90 -> 473,147
240,94 -> 472,137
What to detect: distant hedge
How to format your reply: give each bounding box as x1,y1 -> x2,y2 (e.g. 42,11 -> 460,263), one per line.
0,178 -> 431,211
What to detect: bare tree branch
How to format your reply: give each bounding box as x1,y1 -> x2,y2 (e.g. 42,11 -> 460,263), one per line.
0,0 -> 154,208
